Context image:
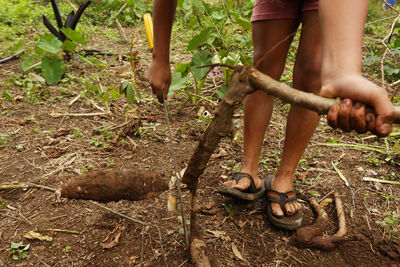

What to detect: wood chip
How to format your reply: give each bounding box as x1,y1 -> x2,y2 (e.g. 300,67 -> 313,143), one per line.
24,231 -> 53,241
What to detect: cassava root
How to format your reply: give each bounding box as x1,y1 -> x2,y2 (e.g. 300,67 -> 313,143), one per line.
291,191 -> 355,250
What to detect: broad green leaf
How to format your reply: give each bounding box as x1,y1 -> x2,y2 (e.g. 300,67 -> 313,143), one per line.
190,51 -> 212,82
60,28 -> 86,45
126,85 -> 134,103
187,28 -> 211,51
175,62 -> 190,74
12,254 -> 19,260
63,40 -> 77,52
37,36 -> 63,54
41,55 -> 65,85
168,72 -> 190,96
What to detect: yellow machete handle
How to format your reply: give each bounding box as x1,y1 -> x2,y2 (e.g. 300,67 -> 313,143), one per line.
143,13 -> 154,52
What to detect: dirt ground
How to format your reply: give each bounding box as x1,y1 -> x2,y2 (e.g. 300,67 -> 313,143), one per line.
1,28 -> 400,267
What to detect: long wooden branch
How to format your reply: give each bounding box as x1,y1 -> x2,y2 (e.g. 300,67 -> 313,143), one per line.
248,67 -> 400,123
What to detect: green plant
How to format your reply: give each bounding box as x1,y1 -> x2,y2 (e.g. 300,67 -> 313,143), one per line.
62,245 -> 72,253
376,211 -> 399,236
0,198 -> 6,209
169,51 -> 212,103
21,27 -> 87,85
9,242 -> 30,261
177,216 -> 190,235
221,203 -> 235,219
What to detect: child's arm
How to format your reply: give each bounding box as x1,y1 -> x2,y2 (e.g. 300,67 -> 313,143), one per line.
319,0 -> 394,136
148,0 -> 177,103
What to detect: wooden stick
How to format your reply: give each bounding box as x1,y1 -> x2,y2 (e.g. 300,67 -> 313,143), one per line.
49,112 -> 106,117
248,66 -> 400,123
0,50 -> 25,64
36,228 -> 79,234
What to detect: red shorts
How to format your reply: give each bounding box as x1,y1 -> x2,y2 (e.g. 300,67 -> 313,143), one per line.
251,0 -> 319,22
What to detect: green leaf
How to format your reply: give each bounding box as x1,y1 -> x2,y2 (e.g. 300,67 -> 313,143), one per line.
41,55 -> 65,85
112,88 -> 120,100
394,38 -> 400,48
12,254 -> 19,261
216,84 -> 228,99
10,242 -> 22,249
63,40 -> 77,52
76,54 -> 94,65
60,28 -> 87,45
190,51 -> 212,82
175,62 -> 190,74
21,56 -> 35,72
211,10 -> 225,20
168,72 -> 190,96
23,243 -> 30,250
236,16 -> 252,31
187,28 -> 211,51
37,36 -> 63,54
20,251 -> 28,259
2,92 -> 14,102
13,37 -> 26,52
126,85 -> 134,103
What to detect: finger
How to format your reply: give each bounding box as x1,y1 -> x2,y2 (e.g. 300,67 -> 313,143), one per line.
327,104 -> 340,129
350,102 -> 367,133
365,111 -> 376,134
369,87 -> 394,136
375,115 -> 393,137
337,99 -> 352,132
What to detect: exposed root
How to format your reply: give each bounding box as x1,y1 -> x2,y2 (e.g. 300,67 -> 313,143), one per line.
291,192 -> 353,250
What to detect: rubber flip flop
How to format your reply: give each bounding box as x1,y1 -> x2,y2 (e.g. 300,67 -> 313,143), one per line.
217,172 -> 265,201
266,175 -> 303,230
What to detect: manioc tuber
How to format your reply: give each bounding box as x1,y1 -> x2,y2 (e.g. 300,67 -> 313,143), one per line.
59,169 -> 168,202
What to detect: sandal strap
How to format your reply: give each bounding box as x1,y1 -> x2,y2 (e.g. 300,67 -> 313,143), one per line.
232,172 -> 256,193
266,190 -> 297,214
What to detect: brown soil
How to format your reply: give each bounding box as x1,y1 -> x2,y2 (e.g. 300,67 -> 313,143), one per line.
1,27 -> 399,267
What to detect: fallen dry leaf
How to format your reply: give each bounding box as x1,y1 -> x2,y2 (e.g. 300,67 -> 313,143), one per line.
24,231 -> 53,241
207,230 -> 231,241
232,218 -> 247,228
231,243 -> 245,261
198,202 -> 218,215
211,149 -> 228,159
46,147 -> 67,158
14,95 -> 24,102
101,225 -> 122,249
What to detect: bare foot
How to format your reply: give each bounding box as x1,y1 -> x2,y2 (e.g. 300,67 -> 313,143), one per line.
270,176 -> 302,217
223,171 -> 262,192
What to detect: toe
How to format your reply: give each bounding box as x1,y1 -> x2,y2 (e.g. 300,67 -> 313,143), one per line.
271,202 -> 284,217
285,202 -> 294,215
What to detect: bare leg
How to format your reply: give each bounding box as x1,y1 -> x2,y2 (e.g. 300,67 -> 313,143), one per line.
223,19 -> 299,191
271,11 -> 322,216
